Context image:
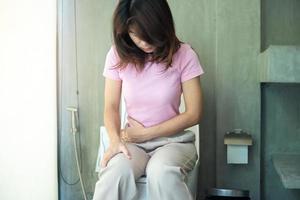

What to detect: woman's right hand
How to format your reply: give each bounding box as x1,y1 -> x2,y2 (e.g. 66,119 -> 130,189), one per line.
100,140 -> 131,168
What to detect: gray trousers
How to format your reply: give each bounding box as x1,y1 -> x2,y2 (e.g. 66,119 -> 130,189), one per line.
92,130 -> 198,200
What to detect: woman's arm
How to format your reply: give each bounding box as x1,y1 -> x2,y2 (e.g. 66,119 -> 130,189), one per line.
103,78 -> 122,143
101,78 -> 132,167
123,76 -> 203,142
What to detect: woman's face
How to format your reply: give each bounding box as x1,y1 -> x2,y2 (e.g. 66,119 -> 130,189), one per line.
128,28 -> 156,53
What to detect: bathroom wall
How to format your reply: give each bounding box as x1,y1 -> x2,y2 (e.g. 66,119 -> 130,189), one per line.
57,0 -> 115,199
260,0 -> 300,199
261,83 -> 300,200
261,0 -> 300,50
214,1 -> 261,200
0,0 -> 58,200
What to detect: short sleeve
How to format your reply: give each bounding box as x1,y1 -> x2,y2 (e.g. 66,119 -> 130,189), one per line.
102,46 -> 121,80
180,47 -> 205,82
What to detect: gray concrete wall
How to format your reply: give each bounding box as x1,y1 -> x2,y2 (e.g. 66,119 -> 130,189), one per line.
261,0 -> 300,50
58,0 -> 115,199
260,0 -> 300,199
261,83 -> 300,200
215,1 -> 261,200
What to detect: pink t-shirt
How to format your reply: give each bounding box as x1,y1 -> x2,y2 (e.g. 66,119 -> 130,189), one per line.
103,43 -> 204,128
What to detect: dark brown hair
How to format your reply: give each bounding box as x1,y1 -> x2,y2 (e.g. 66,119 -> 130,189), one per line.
112,0 -> 181,71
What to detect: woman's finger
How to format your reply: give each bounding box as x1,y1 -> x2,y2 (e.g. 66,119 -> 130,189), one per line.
120,129 -> 129,142
120,144 -> 131,159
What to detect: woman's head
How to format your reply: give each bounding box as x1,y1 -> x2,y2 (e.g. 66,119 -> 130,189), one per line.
112,0 -> 181,70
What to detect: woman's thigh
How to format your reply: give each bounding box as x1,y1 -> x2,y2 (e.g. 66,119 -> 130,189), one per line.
100,143 -> 150,180
146,142 -> 198,175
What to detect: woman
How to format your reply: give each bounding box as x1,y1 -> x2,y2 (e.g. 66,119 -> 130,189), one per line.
93,0 -> 204,199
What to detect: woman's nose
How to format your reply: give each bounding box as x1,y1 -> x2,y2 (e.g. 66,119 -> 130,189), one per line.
140,40 -> 149,48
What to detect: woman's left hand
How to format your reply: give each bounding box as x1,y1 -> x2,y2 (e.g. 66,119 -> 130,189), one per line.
121,117 -> 148,143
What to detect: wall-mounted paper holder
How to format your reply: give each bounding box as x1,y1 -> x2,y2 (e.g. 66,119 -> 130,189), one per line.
224,129 -> 253,164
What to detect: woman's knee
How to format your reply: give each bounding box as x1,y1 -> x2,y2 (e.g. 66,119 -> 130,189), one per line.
94,155 -> 138,200
146,162 -> 181,184
99,154 -> 135,181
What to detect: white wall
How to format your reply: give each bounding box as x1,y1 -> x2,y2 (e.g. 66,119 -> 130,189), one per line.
0,1 -> 58,200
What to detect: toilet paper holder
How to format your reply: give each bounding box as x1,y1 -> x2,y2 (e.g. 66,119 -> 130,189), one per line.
224,129 -> 253,164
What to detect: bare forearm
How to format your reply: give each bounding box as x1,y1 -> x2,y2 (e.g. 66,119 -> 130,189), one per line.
145,112 -> 201,140
104,108 -> 121,143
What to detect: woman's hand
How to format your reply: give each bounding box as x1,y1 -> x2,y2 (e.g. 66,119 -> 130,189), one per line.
120,117 -> 149,143
101,139 -> 131,168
